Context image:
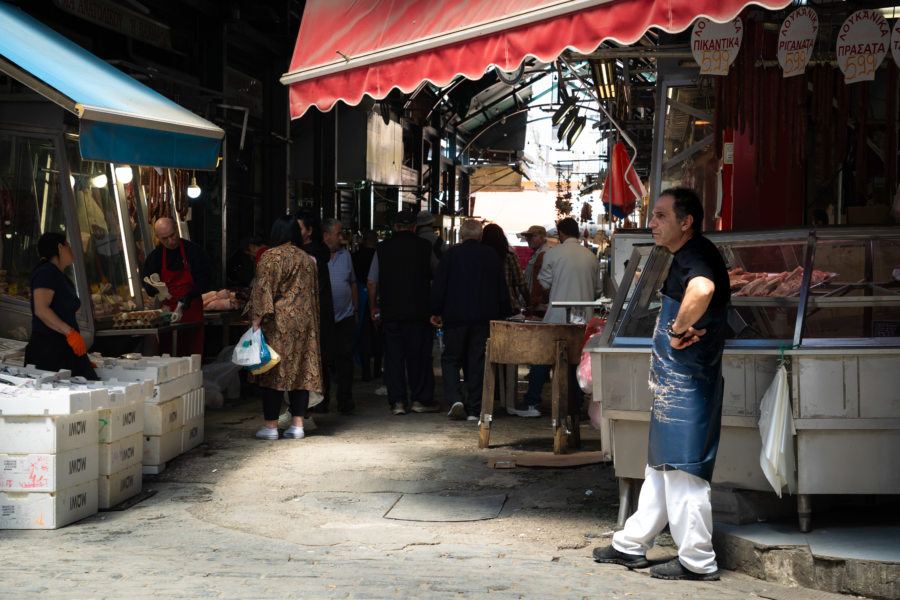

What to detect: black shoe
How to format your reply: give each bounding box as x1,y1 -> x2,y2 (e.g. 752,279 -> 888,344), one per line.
592,545 -> 649,569
649,558 -> 719,581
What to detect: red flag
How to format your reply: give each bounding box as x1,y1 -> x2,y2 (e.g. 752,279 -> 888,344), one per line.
601,141 -> 645,219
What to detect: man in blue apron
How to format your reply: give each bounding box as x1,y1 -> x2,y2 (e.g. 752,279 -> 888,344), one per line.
593,188 -> 730,581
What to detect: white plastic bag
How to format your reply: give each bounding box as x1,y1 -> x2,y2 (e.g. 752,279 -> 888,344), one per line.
758,364 -> 796,498
232,327 -> 263,367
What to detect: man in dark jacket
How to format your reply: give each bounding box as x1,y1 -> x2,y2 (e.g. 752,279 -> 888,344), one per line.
367,210 -> 436,415
430,219 -> 509,420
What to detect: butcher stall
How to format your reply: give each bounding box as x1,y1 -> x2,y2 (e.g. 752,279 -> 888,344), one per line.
587,226 -> 900,531
0,4 -> 224,350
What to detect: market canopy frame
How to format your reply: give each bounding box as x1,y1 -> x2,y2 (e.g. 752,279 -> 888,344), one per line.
0,3 -> 224,170
282,0 -> 792,119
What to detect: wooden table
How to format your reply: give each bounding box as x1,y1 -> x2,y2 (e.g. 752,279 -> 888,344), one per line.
478,320 -> 585,454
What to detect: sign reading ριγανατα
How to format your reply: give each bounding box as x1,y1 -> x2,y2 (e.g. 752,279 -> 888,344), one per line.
778,7 -> 819,78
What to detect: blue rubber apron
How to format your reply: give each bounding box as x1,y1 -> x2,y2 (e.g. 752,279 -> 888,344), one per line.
647,293 -> 727,482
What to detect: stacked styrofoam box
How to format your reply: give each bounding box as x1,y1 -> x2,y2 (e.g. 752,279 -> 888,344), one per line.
95,380 -> 144,509
95,354 -> 204,474
0,386 -> 99,529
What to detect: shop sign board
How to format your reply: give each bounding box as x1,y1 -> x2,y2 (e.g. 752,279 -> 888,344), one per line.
778,7 -> 819,78
836,10 -> 889,84
691,17 -> 743,76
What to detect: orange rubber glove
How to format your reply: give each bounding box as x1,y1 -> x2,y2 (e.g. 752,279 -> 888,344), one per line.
65,329 -> 86,356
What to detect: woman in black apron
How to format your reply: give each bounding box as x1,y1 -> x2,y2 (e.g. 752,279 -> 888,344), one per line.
24,232 -> 98,379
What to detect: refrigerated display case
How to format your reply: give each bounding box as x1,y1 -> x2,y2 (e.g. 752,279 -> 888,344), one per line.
587,227 -> 900,531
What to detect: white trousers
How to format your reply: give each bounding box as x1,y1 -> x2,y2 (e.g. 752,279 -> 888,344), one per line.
612,464 -> 717,574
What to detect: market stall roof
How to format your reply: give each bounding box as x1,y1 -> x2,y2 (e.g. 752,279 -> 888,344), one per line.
0,3 -> 224,170
281,0 -> 792,119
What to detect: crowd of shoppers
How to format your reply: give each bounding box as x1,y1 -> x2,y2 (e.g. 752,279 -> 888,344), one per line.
244,209 -> 608,439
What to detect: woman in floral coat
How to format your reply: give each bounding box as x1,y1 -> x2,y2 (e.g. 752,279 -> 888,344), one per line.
246,215 -> 323,440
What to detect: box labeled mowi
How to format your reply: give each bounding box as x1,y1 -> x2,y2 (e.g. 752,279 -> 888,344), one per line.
181,415 -> 204,454
98,462 -> 141,509
150,371 -> 202,404
183,388 -> 205,422
0,444 -> 99,492
98,401 -> 144,443
143,396 -> 184,436
143,428 -> 181,466
99,431 -> 143,475
0,412 -> 98,454
0,479 -> 98,529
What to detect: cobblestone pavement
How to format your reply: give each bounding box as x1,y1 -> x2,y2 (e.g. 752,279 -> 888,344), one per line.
0,378 -> 862,600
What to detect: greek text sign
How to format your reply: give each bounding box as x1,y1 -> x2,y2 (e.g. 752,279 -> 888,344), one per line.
836,10 -> 889,84
778,8 -> 818,78
692,17 -> 743,76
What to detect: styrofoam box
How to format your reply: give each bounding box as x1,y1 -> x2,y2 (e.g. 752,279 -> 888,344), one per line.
181,415 -> 204,454
150,371 -> 202,404
98,462 -> 141,509
183,388 -> 205,422
95,364 -> 170,385
0,386 -> 92,416
99,431 -> 143,475
87,380 -> 143,406
143,396 -> 184,436
143,428 -> 182,466
98,401 -> 144,443
38,383 -> 111,410
188,354 -> 201,373
1,363 -> 71,383
0,444 -> 99,492
0,411 -> 99,453
0,479 -> 98,529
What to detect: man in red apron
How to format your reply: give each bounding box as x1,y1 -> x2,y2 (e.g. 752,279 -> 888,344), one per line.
143,218 -> 210,356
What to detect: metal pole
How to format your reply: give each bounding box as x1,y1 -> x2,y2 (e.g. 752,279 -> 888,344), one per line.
221,136 -> 227,287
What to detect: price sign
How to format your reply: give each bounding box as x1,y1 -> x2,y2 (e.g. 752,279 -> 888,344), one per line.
778,7 -> 818,78
891,20 -> 900,69
836,10 -> 889,84
691,17 -> 743,76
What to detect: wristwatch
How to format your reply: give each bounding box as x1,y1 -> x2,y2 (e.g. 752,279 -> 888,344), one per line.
666,320 -> 686,339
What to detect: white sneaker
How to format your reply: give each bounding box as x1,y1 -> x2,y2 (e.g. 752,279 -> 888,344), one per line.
466,415 -> 479,422
447,402 -> 466,419
509,406 -> 541,418
283,426 -> 305,439
375,385 -> 388,396
255,427 -> 278,440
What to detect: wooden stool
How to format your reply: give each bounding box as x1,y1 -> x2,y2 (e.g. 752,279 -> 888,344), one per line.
478,321 -> 584,454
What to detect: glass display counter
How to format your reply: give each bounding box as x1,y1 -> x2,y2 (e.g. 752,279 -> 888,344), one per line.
587,227 -> 900,531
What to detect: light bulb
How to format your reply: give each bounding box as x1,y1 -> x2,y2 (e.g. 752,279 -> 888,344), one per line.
91,173 -> 107,188
115,165 -> 133,184
186,176 -> 201,199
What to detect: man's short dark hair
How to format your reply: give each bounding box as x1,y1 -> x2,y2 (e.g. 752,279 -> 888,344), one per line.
556,217 -> 579,238
662,187 -> 703,235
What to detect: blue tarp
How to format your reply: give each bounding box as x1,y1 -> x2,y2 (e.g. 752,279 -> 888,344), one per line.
0,3 -> 223,169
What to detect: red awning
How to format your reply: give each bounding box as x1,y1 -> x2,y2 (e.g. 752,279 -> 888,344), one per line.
282,0 -> 791,119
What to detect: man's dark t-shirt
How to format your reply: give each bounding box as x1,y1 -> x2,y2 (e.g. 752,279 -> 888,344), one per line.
661,234 -> 730,311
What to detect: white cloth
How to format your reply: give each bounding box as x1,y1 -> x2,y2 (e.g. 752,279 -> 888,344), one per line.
612,464 -> 717,574
537,238 -> 602,324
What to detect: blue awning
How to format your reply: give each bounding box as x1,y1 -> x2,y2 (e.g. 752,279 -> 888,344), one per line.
0,3 -> 223,170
